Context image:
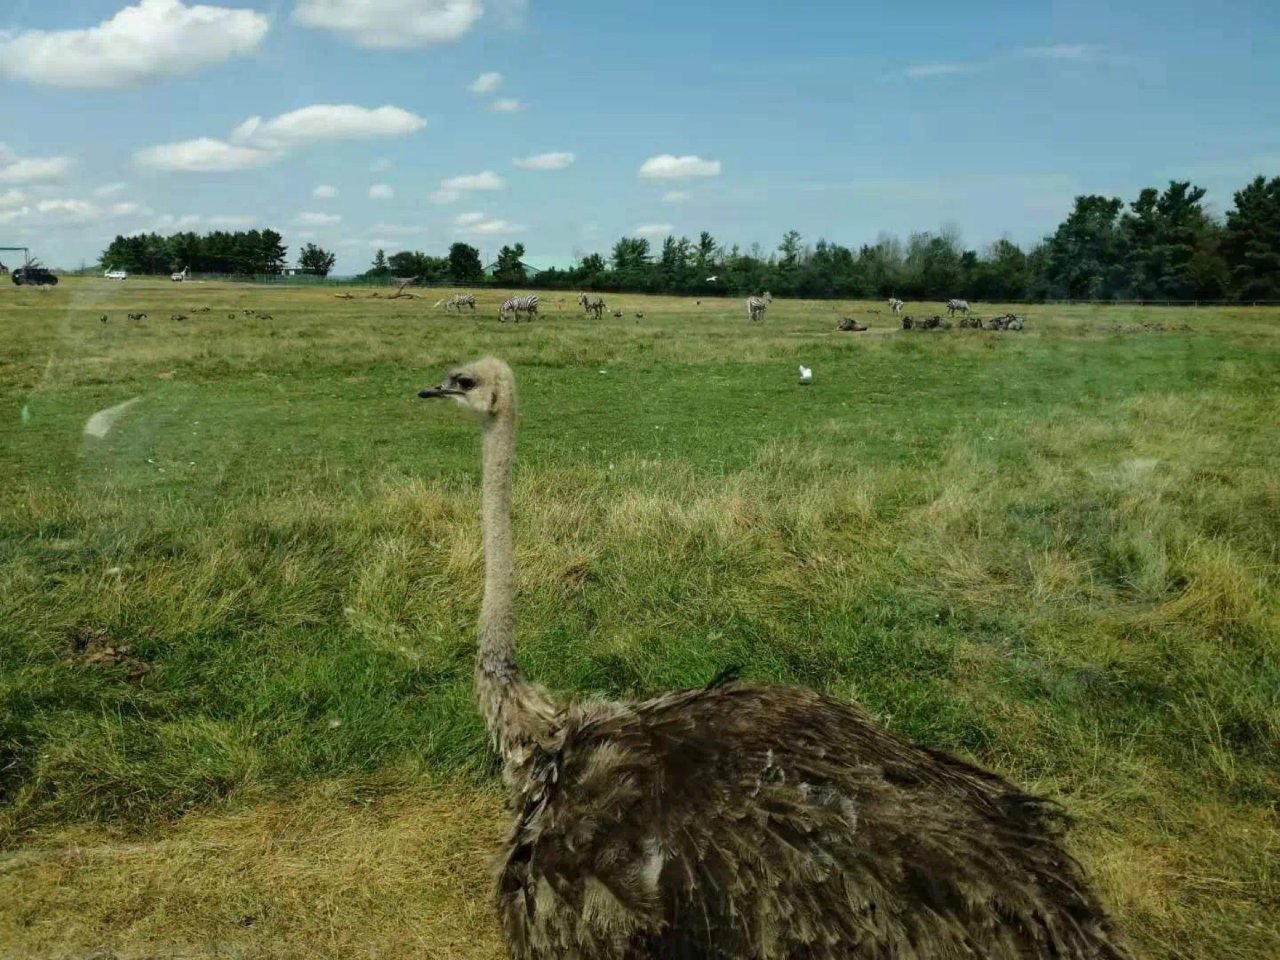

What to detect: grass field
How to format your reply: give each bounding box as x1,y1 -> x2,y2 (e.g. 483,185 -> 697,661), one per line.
1,279 -> 1277,959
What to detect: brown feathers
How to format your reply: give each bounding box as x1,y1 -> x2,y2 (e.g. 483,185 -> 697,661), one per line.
427,357 -> 1132,960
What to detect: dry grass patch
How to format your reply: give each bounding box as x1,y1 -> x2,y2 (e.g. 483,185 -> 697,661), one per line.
0,782 -> 506,960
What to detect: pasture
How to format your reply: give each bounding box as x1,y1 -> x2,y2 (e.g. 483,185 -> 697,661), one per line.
1,279 -> 1277,959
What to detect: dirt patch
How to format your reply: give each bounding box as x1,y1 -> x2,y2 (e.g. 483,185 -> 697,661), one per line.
65,627 -> 151,682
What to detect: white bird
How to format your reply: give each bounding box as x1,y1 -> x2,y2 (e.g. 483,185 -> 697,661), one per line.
798,365 -> 813,384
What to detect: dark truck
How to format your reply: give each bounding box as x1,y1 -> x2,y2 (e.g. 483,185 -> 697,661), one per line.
12,261 -> 58,286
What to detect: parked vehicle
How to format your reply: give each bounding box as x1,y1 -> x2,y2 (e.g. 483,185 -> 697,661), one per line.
104,268 -> 128,280
12,261 -> 58,286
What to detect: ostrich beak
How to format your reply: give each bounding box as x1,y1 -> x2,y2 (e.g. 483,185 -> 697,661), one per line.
417,384 -> 462,399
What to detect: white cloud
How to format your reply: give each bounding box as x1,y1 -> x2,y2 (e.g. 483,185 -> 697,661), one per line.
455,211 -> 486,225
152,213 -> 205,231
371,157 -> 393,173
0,189 -> 26,209
634,223 -> 673,237
297,212 -> 342,226
110,201 -> 149,217
34,198 -> 101,223
490,0 -> 528,29
293,0 -> 483,48
469,71 -> 502,94
136,104 -> 422,175
146,209 -> 250,229
313,184 -> 338,199
513,151 -> 574,170
904,62 -> 975,78
429,188 -> 462,204
0,0 -> 268,89
489,98 -> 521,112
440,170 -> 506,191
232,104 -> 426,148
663,190 -> 692,203
205,214 -> 256,227
134,137 -> 275,173
466,218 -> 523,235
1018,44 -> 1101,60
0,144 -> 74,183
369,183 -> 394,200
368,222 -> 422,236
94,182 -> 128,198
637,154 -> 721,181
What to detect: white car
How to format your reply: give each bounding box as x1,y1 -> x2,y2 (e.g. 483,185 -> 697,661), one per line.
104,269 -> 128,280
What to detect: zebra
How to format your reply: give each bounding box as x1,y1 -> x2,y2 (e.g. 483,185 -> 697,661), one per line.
444,294 -> 477,312
746,291 -> 773,322
577,292 -> 606,319
499,295 -> 539,323
888,297 -> 904,315
946,298 -> 971,316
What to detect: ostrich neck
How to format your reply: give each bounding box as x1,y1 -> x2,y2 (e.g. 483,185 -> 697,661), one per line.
477,410 -> 554,777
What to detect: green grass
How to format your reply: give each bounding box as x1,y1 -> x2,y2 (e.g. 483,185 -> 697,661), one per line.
1,280 -> 1278,958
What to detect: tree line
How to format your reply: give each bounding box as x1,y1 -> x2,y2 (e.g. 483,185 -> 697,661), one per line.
100,174 -> 1279,300
100,230 -> 288,276
524,176 -> 1276,301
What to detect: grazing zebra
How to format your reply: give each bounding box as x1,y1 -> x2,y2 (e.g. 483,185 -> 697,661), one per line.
746,290 -> 773,322
946,298 -> 971,316
499,295 -> 539,323
888,297 -> 904,315
445,294 -> 477,312
577,292 -> 606,319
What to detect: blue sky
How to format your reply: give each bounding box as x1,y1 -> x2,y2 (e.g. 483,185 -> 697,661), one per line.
1,0 -> 1277,273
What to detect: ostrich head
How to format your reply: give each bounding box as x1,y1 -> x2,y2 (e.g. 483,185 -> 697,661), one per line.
418,356 -> 516,421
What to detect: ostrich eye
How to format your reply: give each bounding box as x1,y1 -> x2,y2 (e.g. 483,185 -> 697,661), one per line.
454,375 -> 477,391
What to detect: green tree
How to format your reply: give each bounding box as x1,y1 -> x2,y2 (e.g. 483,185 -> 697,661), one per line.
1040,195 -> 1125,298
1222,175 -> 1280,300
609,237 -> 652,289
388,250 -> 446,281
447,242 -> 484,283
298,243 -> 337,278
260,230 -> 288,274
493,243 -> 527,285
1118,181 -> 1225,299
368,249 -> 390,278
970,238 -> 1029,301
695,231 -> 717,273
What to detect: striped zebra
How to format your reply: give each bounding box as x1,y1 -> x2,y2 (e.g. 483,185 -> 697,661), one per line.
444,294 -> 477,312
888,297 -> 904,315
577,292 -> 606,319
499,295 -> 539,323
946,298 -> 971,316
746,291 -> 773,322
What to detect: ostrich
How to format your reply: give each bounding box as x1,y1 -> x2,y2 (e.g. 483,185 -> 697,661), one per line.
416,357 -> 1130,960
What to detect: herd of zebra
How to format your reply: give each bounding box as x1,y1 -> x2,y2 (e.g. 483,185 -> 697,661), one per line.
437,292 -> 610,322
434,291 -> 983,326
890,297 -> 970,317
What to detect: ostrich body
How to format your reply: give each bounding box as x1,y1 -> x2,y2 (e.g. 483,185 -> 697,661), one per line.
417,358 -> 1130,960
